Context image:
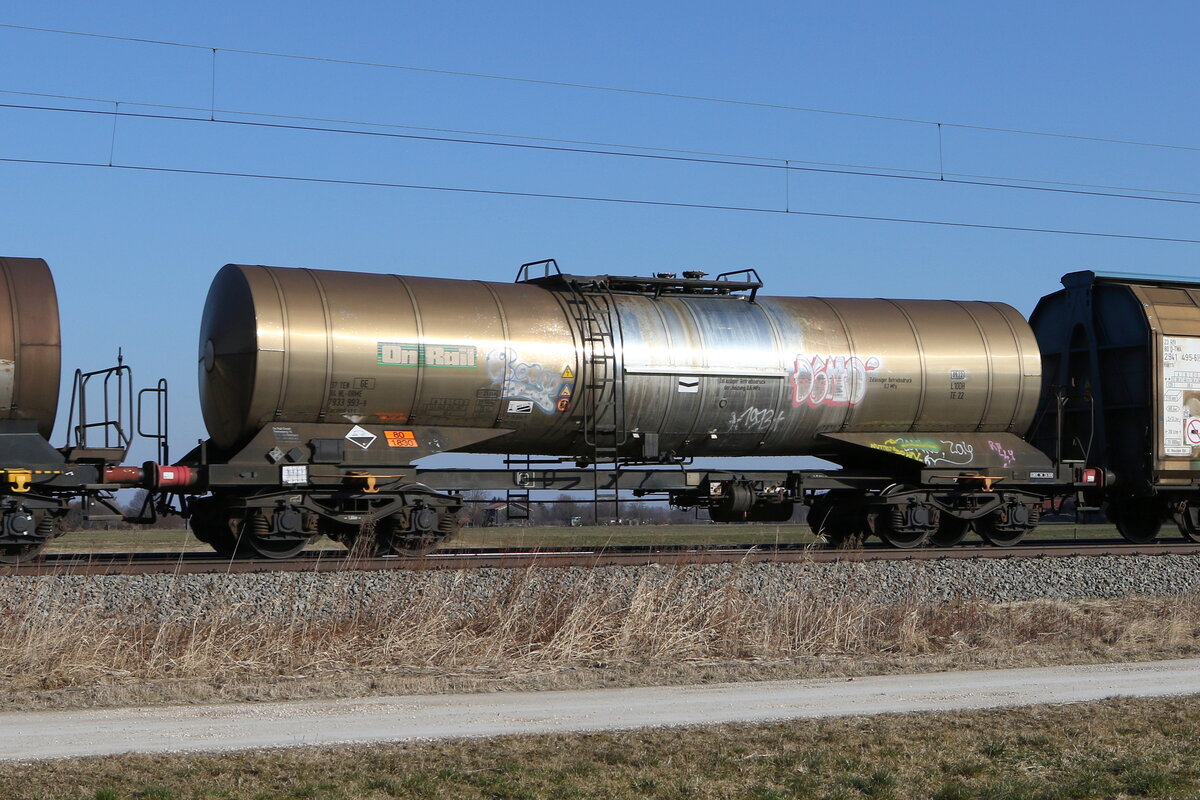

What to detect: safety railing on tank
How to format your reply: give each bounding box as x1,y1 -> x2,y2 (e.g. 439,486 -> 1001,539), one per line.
515,258 -> 562,283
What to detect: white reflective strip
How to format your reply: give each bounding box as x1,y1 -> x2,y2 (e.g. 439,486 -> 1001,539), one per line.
624,365 -> 788,377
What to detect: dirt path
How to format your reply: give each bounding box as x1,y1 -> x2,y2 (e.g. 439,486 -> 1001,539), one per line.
3,658 -> 1199,761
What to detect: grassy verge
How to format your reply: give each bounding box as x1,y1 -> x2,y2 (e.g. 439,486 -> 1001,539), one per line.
44,521 -> 1128,554
5,561 -> 1200,710
5,695 -> 1200,798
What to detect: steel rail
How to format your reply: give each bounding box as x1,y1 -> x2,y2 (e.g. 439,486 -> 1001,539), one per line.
5,539 -> 1200,576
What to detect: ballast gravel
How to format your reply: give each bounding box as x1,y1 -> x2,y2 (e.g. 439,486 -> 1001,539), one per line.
4,554 -> 1200,621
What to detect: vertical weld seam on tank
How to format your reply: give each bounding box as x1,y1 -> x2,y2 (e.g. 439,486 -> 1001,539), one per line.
811,297 -> 861,433
392,275 -> 423,424
2,259 -> 19,415
610,292 -> 627,444
993,303 -> 1031,434
589,292 -> 614,445
642,297 -> 678,441
883,299 -> 927,431
951,300 -> 995,431
755,298 -> 790,441
672,297 -> 709,445
264,266 -> 291,421
479,281 -> 512,429
550,285 -> 586,442
307,269 -> 335,421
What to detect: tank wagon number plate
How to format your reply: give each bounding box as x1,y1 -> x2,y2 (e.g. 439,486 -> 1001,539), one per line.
1162,336 -> 1200,456
378,342 -> 477,368
384,430 -> 419,447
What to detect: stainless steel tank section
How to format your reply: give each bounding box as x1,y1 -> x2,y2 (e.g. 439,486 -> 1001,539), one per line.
615,293 -> 1040,458
0,257 -> 60,439
199,264 -> 1041,456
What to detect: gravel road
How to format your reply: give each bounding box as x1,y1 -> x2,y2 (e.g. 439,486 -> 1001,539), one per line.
3,659 -> 1198,761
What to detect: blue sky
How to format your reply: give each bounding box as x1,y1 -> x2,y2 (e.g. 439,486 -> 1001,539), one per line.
1,1 -> 1198,462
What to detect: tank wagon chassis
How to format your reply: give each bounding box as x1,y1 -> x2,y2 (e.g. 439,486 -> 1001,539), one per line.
177,427 -> 487,558
417,454 -> 1084,550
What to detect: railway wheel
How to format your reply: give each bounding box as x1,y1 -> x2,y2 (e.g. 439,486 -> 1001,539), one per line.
1174,500 -> 1200,543
235,511 -> 312,559
190,500 -> 313,559
375,503 -> 457,556
928,515 -> 971,547
1108,497 -> 1164,544
976,499 -> 1040,546
188,499 -> 240,557
0,541 -> 44,563
0,511 -> 56,564
871,503 -> 936,549
808,491 -> 868,547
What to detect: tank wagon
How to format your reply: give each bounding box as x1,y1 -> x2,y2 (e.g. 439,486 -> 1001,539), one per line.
0,257 -> 167,562
177,259 -> 1072,556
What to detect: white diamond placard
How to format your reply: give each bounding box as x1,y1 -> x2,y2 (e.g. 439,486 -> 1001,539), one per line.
345,425 -> 377,450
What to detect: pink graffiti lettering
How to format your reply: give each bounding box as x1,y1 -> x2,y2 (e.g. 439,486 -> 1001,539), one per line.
790,354 -> 880,407
988,440 -> 1016,467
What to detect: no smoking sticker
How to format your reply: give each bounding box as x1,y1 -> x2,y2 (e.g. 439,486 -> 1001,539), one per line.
1186,418 -> 1200,446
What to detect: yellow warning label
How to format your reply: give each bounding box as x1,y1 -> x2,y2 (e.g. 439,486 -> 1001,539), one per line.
562,366 -> 575,379
384,430 -> 419,447
558,384 -> 573,398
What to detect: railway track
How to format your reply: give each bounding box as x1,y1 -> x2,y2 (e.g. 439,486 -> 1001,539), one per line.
6,539 -> 1200,576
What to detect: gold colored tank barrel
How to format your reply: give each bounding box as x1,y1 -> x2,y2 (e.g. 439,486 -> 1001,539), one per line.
0,257 -> 60,439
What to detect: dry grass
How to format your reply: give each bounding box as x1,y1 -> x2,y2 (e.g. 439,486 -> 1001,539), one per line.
5,696 -> 1200,798
4,564 -> 1200,710
44,522 -> 1127,553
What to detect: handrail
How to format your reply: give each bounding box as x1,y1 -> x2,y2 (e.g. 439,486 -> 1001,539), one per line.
515,258 -> 562,283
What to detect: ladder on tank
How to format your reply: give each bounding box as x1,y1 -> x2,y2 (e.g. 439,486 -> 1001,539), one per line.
513,259 -> 629,524
563,276 -> 627,523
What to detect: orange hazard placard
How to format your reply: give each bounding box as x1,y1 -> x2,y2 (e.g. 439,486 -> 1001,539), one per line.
384,430 -> 419,447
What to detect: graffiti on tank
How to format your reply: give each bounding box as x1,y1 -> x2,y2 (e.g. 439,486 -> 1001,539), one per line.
790,354 -> 881,407
486,348 -> 561,413
926,439 -> 975,466
988,440 -> 1016,467
868,437 -> 939,462
728,406 -> 785,432
868,437 -> 974,466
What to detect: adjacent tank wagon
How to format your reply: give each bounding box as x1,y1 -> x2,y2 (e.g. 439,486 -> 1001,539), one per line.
0,256 -> 61,439
0,258 -> 161,562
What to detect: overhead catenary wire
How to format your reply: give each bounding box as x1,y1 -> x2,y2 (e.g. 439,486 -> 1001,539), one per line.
2,24 -> 1197,245
6,154 -> 1200,245
5,98 -> 1200,209
2,21 -> 1199,155
6,87 -> 1200,202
